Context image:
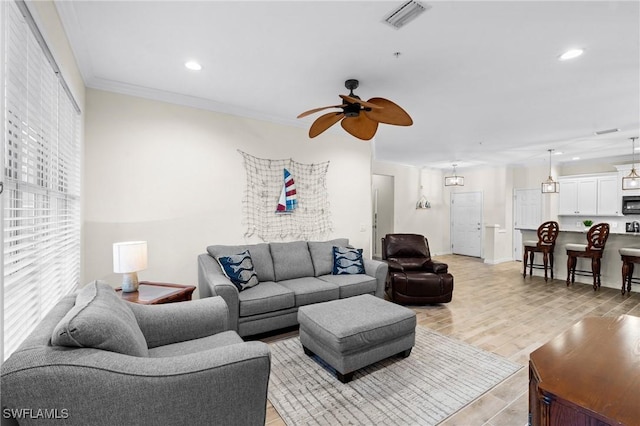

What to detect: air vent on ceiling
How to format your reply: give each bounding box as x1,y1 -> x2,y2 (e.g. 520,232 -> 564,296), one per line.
383,1 -> 430,30
594,128 -> 620,135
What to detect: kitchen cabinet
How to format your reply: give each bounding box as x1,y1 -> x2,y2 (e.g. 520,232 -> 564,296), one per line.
597,175 -> 620,215
557,177 -> 597,215
558,174 -> 619,216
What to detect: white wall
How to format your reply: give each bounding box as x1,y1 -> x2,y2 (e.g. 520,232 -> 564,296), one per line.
372,161 -> 449,254
372,161 -> 526,262
83,89 -> 373,294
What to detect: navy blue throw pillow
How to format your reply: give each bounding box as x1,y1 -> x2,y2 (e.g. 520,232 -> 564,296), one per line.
332,246 -> 365,275
215,250 -> 259,291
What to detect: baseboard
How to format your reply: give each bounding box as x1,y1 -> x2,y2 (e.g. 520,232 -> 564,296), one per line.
483,257 -> 513,265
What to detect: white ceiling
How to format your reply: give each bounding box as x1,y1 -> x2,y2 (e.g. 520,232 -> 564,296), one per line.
54,0 -> 640,169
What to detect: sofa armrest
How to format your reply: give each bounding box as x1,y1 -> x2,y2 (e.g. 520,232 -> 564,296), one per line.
363,258 -> 388,298
198,253 -> 240,332
1,341 -> 271,426
127,296 -> 230,348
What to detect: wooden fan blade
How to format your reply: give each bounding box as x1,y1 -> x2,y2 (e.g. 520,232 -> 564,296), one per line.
297,105 -> 346,119
339,95 -> 383,110
309,112 -> 344,138
364,97 -> 413,126
340,114 -> 379,141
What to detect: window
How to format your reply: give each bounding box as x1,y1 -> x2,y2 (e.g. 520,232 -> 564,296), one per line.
2,0 -> 82,360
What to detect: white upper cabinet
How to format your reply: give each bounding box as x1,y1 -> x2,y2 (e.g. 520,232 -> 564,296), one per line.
597,176 -> 620,215
558,174 -> 618,216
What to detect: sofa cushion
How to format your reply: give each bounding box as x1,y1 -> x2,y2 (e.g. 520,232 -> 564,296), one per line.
318,274 -> 377,299
51,280 -> 149,357
270,241 -> 314,281
207,243 -> 275,282
148,330 -> 244,358
308,238 -> 349,277
238,281 -> 295,317
215,250 -> 259,291
278,277 -> 339,307
332,246 -> 365,275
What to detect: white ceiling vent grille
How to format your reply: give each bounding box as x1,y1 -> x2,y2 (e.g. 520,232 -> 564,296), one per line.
383,1 -> 430,30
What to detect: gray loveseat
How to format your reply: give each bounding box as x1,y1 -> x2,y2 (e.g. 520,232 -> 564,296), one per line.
198,238 -> 388,337
1,281 -> 271,426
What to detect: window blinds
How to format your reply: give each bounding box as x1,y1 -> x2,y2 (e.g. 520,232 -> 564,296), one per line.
2,0 -> 82,360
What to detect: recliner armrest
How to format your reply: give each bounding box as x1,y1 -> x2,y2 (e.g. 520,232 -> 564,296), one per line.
384,259 -> 405,272
422,261 -> 448,274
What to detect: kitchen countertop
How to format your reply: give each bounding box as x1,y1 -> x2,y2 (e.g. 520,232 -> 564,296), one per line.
516,227 -> 640,236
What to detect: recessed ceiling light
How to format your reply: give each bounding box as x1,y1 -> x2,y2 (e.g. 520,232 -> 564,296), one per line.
553,151 -> 563,155
184,61 -> 202,71
559,48 -> 584,61
572,156 -> 581,161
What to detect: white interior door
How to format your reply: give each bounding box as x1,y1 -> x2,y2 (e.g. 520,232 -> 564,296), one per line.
513,188 -> 542,261
372,174 -> 394,258
451,192 -> 482,257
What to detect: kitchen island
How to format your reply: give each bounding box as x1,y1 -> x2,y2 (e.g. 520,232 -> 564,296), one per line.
520,228 -> 640,293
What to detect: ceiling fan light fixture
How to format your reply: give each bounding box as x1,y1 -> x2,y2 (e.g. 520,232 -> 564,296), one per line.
444,164 -> 464,187
383,1 -> 430,30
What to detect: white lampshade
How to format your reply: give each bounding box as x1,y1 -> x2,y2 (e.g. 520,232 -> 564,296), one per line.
113,241 -> 148,273
113,241 -> 148,293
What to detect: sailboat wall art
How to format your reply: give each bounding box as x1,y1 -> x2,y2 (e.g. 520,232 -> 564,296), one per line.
276,168 -> 297,214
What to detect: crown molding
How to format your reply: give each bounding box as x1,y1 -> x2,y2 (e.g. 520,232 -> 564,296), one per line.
87,76 -> 306,129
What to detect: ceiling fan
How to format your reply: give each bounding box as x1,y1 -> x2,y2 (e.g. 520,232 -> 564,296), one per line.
297,79 -> 413,141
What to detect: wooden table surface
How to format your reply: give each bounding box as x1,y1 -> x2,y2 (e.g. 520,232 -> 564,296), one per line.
530,315 -> 640,424
115,281 -> 196,305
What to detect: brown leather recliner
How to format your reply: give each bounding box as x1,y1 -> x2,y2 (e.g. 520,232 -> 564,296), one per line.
381,234 -> 454,304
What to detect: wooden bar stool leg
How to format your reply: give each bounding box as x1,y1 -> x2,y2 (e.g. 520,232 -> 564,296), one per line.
529,250 -> 534,277
522,249 -> 528,278
549,251 -> 554,280
542,251 -> 549,282
566,254 -> 576,286
628,262 -> 635,294
591,257 -> 601,290
622,259 -> 629,295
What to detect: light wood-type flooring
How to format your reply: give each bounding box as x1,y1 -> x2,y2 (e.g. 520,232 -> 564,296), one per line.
262,255 -> 640,426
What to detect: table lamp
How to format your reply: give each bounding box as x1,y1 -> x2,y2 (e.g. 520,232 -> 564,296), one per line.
113,241 -> 148,292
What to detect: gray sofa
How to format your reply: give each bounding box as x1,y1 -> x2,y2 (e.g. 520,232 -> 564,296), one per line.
1,281 -> 271,426
198,238 -> 388,337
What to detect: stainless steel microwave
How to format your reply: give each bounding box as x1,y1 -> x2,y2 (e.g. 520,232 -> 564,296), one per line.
622,196 -> 640,215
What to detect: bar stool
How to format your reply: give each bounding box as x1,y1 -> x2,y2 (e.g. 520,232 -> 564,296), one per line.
619,247 -> 640,295
523,221 -> 560,282
566,223 -> 610,291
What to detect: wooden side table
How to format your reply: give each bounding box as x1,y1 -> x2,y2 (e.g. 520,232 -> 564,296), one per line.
529,315 -> 640,426
115,281 -> 196,305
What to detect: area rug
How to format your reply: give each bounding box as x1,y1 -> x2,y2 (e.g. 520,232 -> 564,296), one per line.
268,326 -> 523,425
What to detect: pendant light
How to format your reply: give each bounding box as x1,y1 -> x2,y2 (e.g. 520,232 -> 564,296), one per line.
541,149 -> 559,193
622,137 -> 640,190
444,164 -> 464,186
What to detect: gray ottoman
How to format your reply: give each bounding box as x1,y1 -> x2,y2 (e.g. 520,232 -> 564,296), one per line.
297,294 -> 416,383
